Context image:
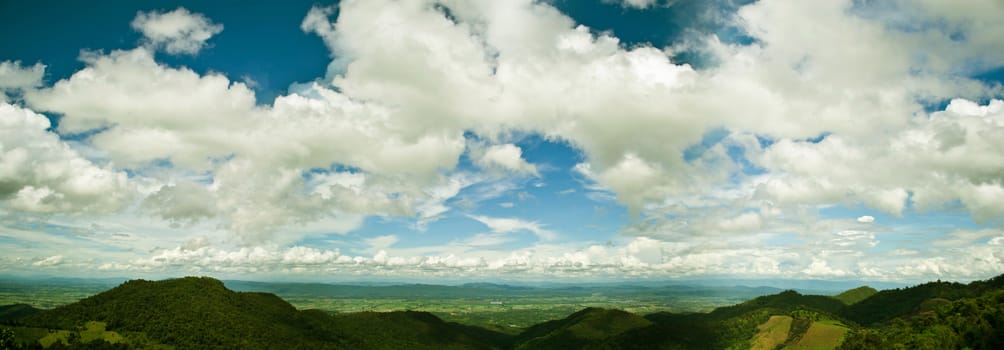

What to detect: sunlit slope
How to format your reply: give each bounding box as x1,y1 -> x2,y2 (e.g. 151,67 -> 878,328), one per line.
832,287 -> 877,305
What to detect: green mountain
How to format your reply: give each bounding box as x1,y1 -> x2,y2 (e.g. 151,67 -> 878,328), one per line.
0,304 -> 41,322
833,286 -> 877,305
598,290 -> 849,350
839,289 -> 1004,349
19,276 -> 344,349
839,274 -> 1004,326
512,308 -> 652,349
8,277 -> 507,349
1,274 -> 1002,349
327,310 -> 510,349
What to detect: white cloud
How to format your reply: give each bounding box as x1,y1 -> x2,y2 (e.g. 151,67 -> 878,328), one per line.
32,255 -> 64,267
469,215 -> 557,241
365,235 -> 399,252
717,212 -> 763,232
0,103 -> 132,213
754,99 -> 1004,219
21,48 -> 466,242
989,236 -> 1004,246
802,258 -> 848,277
933,229 -> 1003,247
857,215 -> 875,223
474,144 -> 539,176
5,0 -> 1004,282
617,0 -> 659,10
24,48 -> 258,157
0,61 -> 45,101
131,8 -> 222,55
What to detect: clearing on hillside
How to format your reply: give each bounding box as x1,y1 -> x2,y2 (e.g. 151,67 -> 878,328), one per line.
36,321 -> 127,348
750,315 -> 793,350
786,320 -> 848,350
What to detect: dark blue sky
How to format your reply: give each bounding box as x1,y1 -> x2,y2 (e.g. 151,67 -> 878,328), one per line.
0,0 -> 745,102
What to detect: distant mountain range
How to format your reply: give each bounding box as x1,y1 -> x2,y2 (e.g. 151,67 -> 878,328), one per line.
1,274 -> 1001,349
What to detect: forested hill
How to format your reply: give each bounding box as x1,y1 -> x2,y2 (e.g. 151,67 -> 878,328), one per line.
5,276 -> 510,349
839,273 -> 1004,326
1,274 -> 1003,349
832,286 -> 877,305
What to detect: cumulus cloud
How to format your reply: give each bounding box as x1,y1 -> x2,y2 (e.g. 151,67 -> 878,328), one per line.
856,215 -> 875,223
0,103 -> 131,213
22,48 -> 463,241
6,0 -> 1004,281
474,144 -> 539,176
131,8 -> 222,55
717,212 -> 763,232
754,99 -> 1004,219
0,61 -> 45,101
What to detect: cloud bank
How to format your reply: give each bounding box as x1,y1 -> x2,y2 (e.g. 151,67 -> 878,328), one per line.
2,1 -> 1004,282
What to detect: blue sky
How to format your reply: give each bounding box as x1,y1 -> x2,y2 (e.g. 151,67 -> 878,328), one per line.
1,0 -> 1003,283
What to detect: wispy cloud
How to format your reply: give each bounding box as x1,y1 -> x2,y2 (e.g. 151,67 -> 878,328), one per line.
468,215 -> 557,241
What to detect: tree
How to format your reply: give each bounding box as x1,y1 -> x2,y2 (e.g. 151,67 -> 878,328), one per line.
0,328 -> 15,350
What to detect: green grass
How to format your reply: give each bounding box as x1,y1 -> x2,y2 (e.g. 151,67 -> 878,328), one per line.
38,329 -> 73,347
833,286 -> 877,305
785,320 -> 848,350
34,321 -> 128,348
80,321 -> 125,343
750,315 -> 792,350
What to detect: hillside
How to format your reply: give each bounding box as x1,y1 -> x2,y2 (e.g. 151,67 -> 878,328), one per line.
0,304 -> 41,322
839,289 -> 1004,349
833,286 -> 877,305
839,274 -> 1004,326
7,277 -> 507,349
512,308 -> 652,349
18,277 -> 344,349
328,310 -> 510,349
707,290 -> 846,320
1,274 -> 1002,349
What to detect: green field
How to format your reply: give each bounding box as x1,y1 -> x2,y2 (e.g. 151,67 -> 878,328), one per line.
786,320 -> 848,350
0,280 -> 117,309
36,321 -> 124,347
749,316 -> 849,350
243,281 -> 785,328
750,315 -> 792,350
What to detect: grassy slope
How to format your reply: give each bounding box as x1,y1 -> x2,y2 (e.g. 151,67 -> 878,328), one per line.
37,321 -> 127,348
786,320 -> 848,350
832,287 -> 877,305
751,315 -> 793,350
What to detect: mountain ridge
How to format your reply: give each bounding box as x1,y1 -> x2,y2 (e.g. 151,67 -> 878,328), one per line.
2,274 -> 1002,349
